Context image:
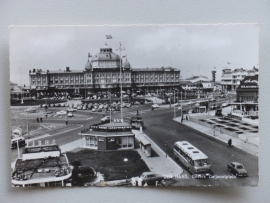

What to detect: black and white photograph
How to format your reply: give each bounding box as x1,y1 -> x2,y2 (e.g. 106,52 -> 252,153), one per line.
9,25 -> 259,187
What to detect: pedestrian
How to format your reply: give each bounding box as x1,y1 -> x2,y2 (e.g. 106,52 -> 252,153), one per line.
137,176 -> 142,187
143,181 -> 148,187
37,117 -> 39,123
131,177 -> 136,186
40,117 -> 42,122
228,138 -> 232,147
186,115 -> 189,121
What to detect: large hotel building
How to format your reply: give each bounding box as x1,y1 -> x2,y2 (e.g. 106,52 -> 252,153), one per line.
28,45 -> 181,97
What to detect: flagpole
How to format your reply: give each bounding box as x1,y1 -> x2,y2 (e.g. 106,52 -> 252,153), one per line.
117,42 -> 125,121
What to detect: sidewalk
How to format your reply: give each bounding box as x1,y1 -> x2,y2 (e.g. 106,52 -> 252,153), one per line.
173,117 -> 258,156
132,130 -> 183,177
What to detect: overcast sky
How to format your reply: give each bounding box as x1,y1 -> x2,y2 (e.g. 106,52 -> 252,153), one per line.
9,24 -> 259,86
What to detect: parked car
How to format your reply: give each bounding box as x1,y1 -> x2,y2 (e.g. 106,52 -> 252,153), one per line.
77,105 -> 83,110
82,105 -> 87,110
49,103 -> 55,107
134,101 -> 140,106
101,116 -> 111,123
42,104 -> 48,108
67,112 -> 74,117
188,101 -> 195,105
209,98 -> 216,102
56,110 -> 67,115
92,108 -> 97,112
88,103 -> 93,109
97,108 -> 102,112
54,103 -> 60,107
227,162 -> 248,177
222,102 -> 229,107
141,172 -> 165,186
24,107 -> 37,113
151,104 -> 159,108
67,108 -> 77,112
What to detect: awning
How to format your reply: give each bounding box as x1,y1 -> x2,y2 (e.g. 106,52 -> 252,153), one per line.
140,136 -> 151,146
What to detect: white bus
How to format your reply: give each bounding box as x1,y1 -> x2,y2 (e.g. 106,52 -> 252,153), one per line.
173,141 -> 212,177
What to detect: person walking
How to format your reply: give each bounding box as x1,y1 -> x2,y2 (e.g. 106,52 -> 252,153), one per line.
137,176 -> 142,187
228,138 -> 232,147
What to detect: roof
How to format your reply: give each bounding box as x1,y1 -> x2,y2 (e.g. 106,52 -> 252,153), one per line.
185,76 -> 208,80
180,80 -> 193,85
12,154 -> 72,184
174,141 -> 208,160
140,136 -> 151,145
132,67 -> 179,72
80,130 -> 134,137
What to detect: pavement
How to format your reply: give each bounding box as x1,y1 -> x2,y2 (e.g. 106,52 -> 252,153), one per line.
132,130 -> 184,177
173,116 -> 259,157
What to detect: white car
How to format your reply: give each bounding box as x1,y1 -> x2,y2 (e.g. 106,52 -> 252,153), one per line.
101,116 -> 111,123
24,108 -> 37,113
67,108 -> 77,112
222,102 -> 229,107
188,101 -> 195,105
92,108 -> 97,112
67,112 -> 74,117
56,110 -> 67,115
151,104 -> 159,108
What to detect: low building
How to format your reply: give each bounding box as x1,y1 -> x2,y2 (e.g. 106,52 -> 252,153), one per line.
79,121 -> 135,150
11,145 -> 72,187
231,75 -> 259,118
221,67 -> 259,92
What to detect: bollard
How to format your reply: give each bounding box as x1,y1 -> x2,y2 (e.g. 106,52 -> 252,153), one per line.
140,127 -> 143,134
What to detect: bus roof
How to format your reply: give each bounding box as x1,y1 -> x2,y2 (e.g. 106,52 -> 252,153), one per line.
174,141 -> 208,160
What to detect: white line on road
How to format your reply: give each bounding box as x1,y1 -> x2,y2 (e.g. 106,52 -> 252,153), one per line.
39,123 -> 51,130
26,125 -> 83,143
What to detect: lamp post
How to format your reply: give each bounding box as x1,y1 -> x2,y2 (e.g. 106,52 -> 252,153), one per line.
123,158 -> 128,185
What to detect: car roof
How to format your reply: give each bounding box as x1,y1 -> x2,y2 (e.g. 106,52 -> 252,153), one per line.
231,162 -> 242,166
142,172 -> 155,176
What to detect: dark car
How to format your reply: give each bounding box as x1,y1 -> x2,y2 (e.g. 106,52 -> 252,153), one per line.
141,172 -> 165,186
227,162 -> 248,177
71,166 -> 97,186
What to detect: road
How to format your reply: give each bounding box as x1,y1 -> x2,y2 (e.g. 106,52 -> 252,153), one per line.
11,95 -> 259,186
134,96 -> 258,186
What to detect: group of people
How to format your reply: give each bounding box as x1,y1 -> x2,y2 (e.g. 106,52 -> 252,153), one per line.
130,176 -> 162,187
36,117 -> 43,122
181,114 -> 189,123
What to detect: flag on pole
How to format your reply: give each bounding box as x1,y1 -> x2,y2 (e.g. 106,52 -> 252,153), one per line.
88,53 -> 92,58
227,62 -> 231,65
106,35 -> 112,39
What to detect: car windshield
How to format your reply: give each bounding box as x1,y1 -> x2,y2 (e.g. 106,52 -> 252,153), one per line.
194,159 -> 208,167
237,165 -> 244,169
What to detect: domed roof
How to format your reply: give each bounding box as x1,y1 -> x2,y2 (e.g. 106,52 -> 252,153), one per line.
123,59 -> 131,69
85,60 -> 92,71
91,46 -> 120,61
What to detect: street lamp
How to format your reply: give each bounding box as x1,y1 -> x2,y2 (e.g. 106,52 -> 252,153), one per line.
123,158 -> 128,185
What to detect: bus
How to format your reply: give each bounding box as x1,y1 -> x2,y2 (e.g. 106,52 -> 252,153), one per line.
125,116 -> 144,129
173,141 -> 212,177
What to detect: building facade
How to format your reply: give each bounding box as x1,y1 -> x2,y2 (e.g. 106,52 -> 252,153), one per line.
29,45 -> 180,98
221,67 -> 259,92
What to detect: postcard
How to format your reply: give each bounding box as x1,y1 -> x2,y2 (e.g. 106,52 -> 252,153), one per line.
10,24 -> 259,187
